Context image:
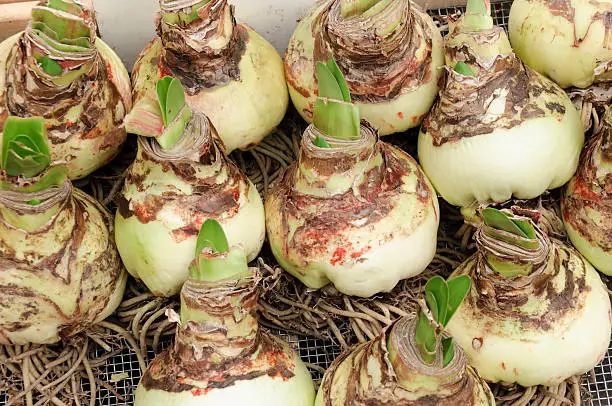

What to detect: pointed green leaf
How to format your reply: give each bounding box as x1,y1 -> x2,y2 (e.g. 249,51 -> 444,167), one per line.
313,99 -> 361,140
165,78 -> 186,125
326,57 -> 351,103
425,276 -> 448,325
195,219 -> 229,257
156,76 -> 173,126
512,218 -> 537,240
442,337 -> 455,367
454,61 -> 475,77
314,135 -> 331,148
445,275 -> 471,326
316,61 -> 344,101
481,208 -> 528,238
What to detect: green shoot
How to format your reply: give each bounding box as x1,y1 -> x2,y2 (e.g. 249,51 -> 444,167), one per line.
155,76 -> 191,149
47,0 -> 83,15
38,56 -> 63,76
31,7 -> 92,42
314,135 -> 331,148
480,208 -> 540,278
454,62 -> 475,76
189,219 -> 249,282
195,219 -> 229,256
415,275 -> 471,366
481,208 -> 536,239
313,57 -> 360,141
1,117 -> 51,178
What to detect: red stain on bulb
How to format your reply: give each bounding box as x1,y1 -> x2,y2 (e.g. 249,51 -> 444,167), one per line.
330,247 -> 347,266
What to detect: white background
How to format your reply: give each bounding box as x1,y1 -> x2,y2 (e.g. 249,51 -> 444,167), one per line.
94,0 -> 315,68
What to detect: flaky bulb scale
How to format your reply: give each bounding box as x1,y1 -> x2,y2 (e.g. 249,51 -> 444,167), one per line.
315,317 -> 495,405
265,123 -> 439,298
285,0 -> 444,136
509,0 -> 612,89
562,111 -> 612,275
115,112 -> 265,298
131,0 -> 288,152
0,1 -> 131,180
418,6 -> 584,207
0,175 -> 127,345
446,211 -> 611,386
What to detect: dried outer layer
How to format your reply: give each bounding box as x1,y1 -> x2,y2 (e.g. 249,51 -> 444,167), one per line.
315,317 -> 494,405
265,123 -> 439,298
446,227 -> 612,386
285,0 -> 444,135
114,112 -> 265,297
135,273 -> 316,405
418,48 -> 583,206
509,0 -> 612,88
132,0 -> 288,153
562,118 -> 612,274
0,27 -> 132,180
0,175 -> 127,345
158,0 -> 247,93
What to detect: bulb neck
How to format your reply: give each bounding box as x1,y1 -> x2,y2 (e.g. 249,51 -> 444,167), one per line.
294,123 -> 384,198
386,317 -> 466,394
476,224 -> 549,279
0,177 -> 71,232
174,271 -> 259,365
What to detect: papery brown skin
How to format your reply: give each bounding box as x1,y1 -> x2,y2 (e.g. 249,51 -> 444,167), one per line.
562,120 -> 612,274
0,30 -> 132,180
315,320 -> 494,405
131,0 -> 288,152
285,0 -> 444,135
0,177 -> 127,345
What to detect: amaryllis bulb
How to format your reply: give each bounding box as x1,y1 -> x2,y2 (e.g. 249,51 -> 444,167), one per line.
509,0 -> 612,89
315,317 -> 494,405
115,94 -> 265,297
131,0 -> 288,153
285,0 -> 444,136
265,122 -> 439,297
0,0 -> 132,180
0,117 -> 126,344
562,109 -> 612,275
418,0 -> 584,207
446,208 -> 611,386
135,221 -> 316,405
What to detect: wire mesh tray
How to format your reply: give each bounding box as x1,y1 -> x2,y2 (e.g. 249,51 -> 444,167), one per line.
2,1 -> 612,405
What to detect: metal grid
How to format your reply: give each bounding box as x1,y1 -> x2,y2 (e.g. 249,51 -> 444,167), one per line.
2,1 -> 612,405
